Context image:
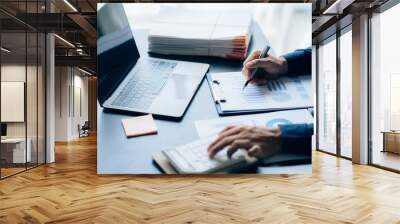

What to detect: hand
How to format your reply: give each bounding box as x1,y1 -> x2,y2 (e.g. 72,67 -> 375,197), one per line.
242,51 -> 288,85
207,125 -> 282,159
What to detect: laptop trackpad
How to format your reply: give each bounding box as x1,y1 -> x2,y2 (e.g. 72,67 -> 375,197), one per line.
149,74 -> 199,116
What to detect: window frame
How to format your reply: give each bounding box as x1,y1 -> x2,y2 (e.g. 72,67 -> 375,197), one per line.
367,0 -> 400,173
315,22 -> 353,160
0,0 -> 48,180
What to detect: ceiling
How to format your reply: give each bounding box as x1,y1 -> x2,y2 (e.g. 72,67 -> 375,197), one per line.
0,0 -> 97,73
311,0 -> 391,43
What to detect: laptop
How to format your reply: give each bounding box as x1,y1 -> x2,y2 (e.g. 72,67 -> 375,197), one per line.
97,4 -> 209,119
1,123 -> 6,140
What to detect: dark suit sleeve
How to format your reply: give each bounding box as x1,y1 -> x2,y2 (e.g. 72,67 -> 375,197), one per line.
277,123 -> 313,155
282,48 -> 312,77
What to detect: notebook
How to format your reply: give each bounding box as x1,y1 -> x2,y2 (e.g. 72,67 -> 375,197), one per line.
207,72 -> 313,115
148,7 -> 252,60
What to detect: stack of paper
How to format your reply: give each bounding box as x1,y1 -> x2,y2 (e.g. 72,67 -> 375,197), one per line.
148,8 -> 252,60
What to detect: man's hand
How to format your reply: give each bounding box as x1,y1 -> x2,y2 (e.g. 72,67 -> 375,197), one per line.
242,51 -> 288,85
207,125 -> 282,159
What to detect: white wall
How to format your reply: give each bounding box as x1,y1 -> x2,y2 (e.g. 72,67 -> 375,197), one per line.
1,65 -> 42,138
55,66 -> 69,141
54,66 -> 89,141
72,73 -> 89,138
1,64 -> 46,164
1,65 -> 26,138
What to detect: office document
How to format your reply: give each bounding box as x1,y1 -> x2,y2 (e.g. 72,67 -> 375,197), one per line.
195,109 -> 313,138
148,8 -> 252,60
208,72 -> 312,114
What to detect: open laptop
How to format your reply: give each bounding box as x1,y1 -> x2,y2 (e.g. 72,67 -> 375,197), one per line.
1,123 -> 6,140
97,4 -> 209,119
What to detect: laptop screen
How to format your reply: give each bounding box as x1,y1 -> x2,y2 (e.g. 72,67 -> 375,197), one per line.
97,3 -> 140,105
1,123 -> 7,137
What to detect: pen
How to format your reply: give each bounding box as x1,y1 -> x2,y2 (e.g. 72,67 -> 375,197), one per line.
243,45 -> 271,90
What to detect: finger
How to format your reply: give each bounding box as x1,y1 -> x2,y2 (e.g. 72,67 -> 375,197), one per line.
242,53 -> 260,80
226,140 -> 251,158
246,58 -> 271,69
248,145 -> 262,158
208,127 -> 240,154
242,67 -> 251,80
250,78 -> 267,86
219,125 -> 235,134
243,51 -> 261,66
209,126 -> 242,150
219,125 -> 242,136
208,135 -> 238,158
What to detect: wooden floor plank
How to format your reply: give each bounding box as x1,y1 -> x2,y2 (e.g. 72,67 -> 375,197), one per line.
1,134 -> 400,223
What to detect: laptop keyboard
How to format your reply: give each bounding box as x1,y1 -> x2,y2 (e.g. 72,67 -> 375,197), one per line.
111,59 -> 177,110
165,136 -> 246,173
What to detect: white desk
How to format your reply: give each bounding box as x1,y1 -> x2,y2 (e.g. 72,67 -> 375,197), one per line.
1,138 -> 31,163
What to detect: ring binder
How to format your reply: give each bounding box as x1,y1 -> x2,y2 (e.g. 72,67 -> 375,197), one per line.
211,79 -> 226,103
206,72 -> 313,116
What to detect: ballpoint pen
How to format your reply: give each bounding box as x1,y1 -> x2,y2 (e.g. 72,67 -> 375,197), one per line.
243,45 -> 271,90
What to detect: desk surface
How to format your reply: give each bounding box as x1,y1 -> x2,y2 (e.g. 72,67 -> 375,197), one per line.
98,23 -> 311,174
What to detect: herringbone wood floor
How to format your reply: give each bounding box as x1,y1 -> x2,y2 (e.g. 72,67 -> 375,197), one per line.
1,134 -> 400,224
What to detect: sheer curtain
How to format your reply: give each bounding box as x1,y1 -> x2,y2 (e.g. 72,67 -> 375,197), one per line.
340,30 -> 352,158
317,38 -> 337,154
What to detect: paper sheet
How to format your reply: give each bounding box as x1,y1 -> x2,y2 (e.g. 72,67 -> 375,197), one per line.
209,72 -> 313,112
195,109 -> 313,138
121,114 -> 158,138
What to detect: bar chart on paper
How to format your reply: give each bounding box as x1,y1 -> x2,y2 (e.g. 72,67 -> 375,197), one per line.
208,72 -> 313,113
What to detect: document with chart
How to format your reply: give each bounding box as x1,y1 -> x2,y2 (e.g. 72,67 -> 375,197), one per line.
207,72 -> 312,114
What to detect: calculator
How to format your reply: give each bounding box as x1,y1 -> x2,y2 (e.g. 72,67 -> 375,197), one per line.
162,136 -> 258,174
